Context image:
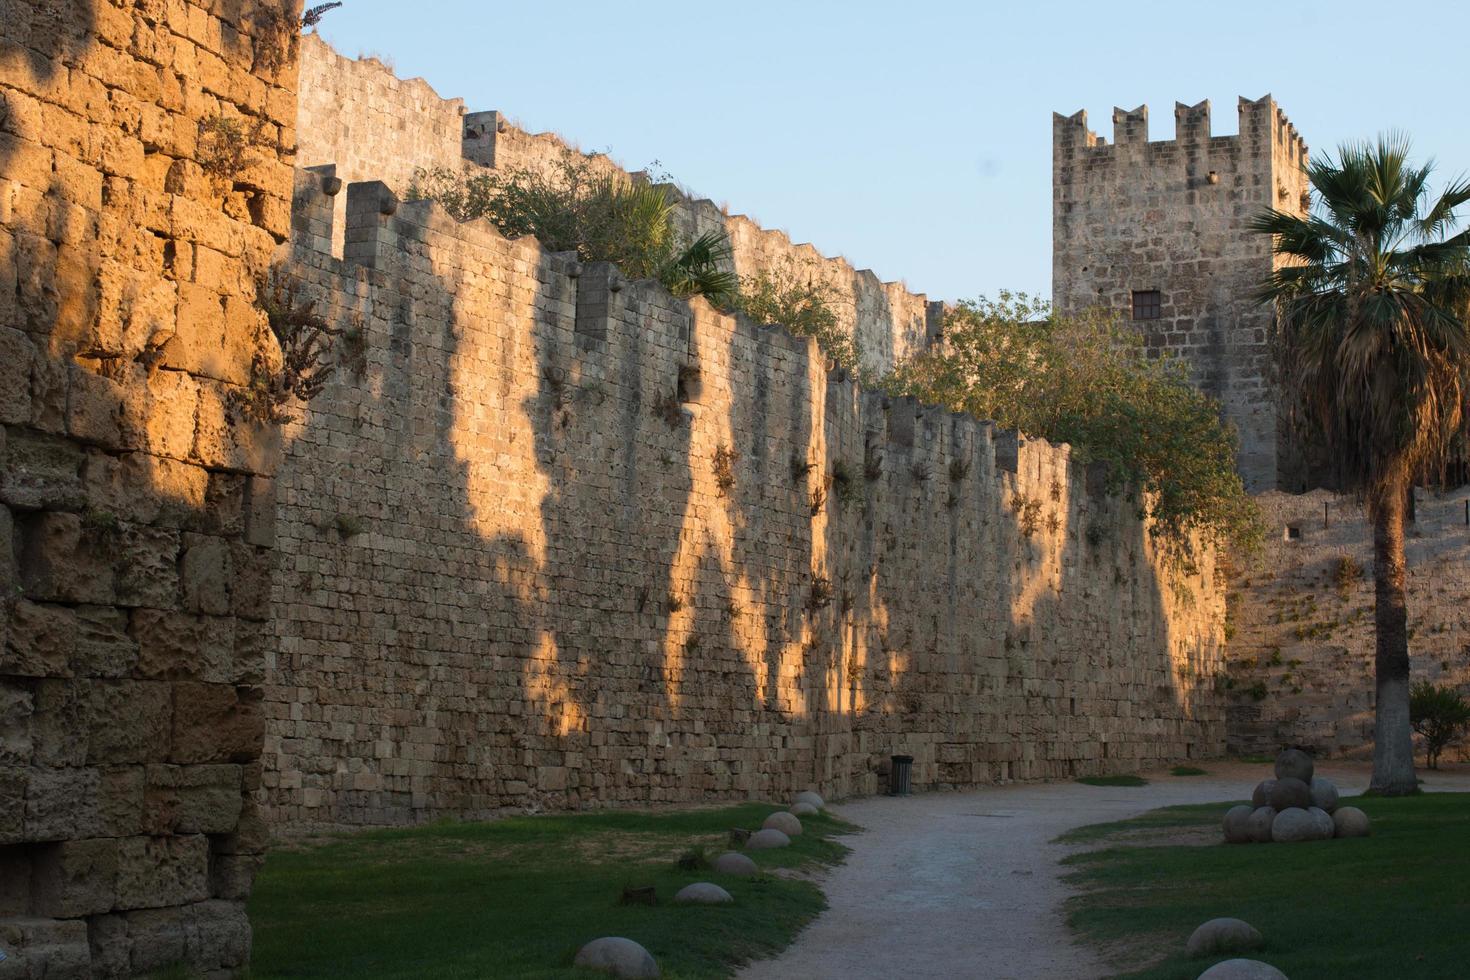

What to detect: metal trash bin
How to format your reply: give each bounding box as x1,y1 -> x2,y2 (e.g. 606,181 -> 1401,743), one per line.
888,754 -> 914,796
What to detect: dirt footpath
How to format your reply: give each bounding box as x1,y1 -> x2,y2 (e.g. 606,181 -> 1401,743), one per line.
739,762 -> 1470,980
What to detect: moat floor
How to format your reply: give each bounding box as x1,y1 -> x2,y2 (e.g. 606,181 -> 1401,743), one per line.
738,761 -> 1470,980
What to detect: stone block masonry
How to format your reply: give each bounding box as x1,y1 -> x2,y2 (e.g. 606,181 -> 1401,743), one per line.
265,164 -> 1229,827
1225,489 -> 1470,760
1052,98 -> 1310,492
1,1 -> 299,976
295,36 -> 939,378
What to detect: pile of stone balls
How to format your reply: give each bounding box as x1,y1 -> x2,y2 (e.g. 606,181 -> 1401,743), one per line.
1223,750 -> 1371,844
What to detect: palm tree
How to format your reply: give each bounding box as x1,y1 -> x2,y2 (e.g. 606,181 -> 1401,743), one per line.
1252,136 -> 1470,795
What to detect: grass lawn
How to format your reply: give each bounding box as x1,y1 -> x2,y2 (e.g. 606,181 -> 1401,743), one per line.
1060,792 -> 1470,979
1168,766 -> 1208,777
247,803 -> 854,979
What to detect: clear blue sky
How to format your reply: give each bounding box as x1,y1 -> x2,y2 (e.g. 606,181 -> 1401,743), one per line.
317,0 -> 1469,304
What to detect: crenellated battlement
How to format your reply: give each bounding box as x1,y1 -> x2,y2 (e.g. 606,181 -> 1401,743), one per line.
267,151 -> 1228,827
296,35 -> 934,376
1052,94 -> 1311,492
1112,104 -> 1149,145
1051,108 -> 1103,150
1054,95 -> 1308,162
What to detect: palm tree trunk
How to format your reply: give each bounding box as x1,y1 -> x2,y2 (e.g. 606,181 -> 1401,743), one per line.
1369,481 -> 1418,794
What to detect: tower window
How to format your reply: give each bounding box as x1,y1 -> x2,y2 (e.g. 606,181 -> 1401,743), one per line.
1132,290 -> 1161,320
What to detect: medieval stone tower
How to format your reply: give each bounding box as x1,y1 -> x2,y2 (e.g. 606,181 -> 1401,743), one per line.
1052,97 -> 1309,492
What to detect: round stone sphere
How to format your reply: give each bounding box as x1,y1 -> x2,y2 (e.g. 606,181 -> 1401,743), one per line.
762,811 -> 802,836
1251,779 -> 1277,809
1309,776 -> 1339,813
794,790 -> 825,810
1246,806 -> 1277,844
1186,917 -> 1264,957
745,828 -> 791,850
1333,805 -> 1372,838
1197,960 -> 1289,980
1271,806 -> 1321,843
1307,806 -> 1335,840
1222,804 -> 1255,844
711,851 -> 758,876
790,801 -> 820,818
1274,748 -> 1315,784
1267,776 -> 1311,811
674,882 -> 733,905
573,937 -> 660,979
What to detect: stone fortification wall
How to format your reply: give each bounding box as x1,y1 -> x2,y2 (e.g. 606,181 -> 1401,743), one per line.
1226,490 -> 1470,760
263,165 -> 1229,827
1052,98 -> 1309,492
295,35 -> 465,194
296,37 -> 937,378
1,1 -> 298,976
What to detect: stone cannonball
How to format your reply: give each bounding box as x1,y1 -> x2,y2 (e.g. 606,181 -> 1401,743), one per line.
762,811 -> 802,836
573,937 -> 660,979
1306,806 -> 1335,840
1185,917 -> 1264,957
1251,779 -> 1277,809
674,882 -> 733,905
711,851 -> 759,876
745,828 -> 791,850
794,790 -> 825,810
1197,960 -> 1289,980
790,801 -> 820,818
1333,806 -> 1371,838
1222,804 -> 1255,844
1267,776 -> 1311,811
1308,777 -> 1339,813
1274,748 -> 1315,784
1246,806 -> 1277,844
1271,806 -> 1321,843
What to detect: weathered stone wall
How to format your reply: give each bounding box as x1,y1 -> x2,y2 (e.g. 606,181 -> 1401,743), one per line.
1225,489 -> 1470,761
297,38 -> 938,378
1052,98 -> 1309,492
295,35 -> 465,195
263,166 -> 1229,828
1,1 -> 298,975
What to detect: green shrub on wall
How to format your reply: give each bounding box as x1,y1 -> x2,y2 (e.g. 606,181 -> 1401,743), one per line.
410,163 -> 871,373
733,259 -> 860,373
409,159 -> 736,306
880,292 -> 1261,553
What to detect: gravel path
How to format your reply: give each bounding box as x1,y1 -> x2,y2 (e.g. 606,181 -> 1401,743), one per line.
739,762 -> 1470,980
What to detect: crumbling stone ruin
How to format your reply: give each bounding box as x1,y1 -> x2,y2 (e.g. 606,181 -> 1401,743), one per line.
1,0 -> 301,975
1052,99 -> 1310,493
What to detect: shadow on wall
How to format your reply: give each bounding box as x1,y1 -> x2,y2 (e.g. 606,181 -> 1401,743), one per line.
2,0 -> 301,974
270,159 -> 1226,827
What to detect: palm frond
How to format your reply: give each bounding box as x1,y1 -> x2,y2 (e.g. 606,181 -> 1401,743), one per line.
1259,133 -> 1470,507
660,231 -> 736,307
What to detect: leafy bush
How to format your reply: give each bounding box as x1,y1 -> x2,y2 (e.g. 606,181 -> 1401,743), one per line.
1410,681 -> 1470,769
879,293 -> 1260,553
712,443 -> 738,497
1332,553 -> 1365,596
235,273 -> 341,424
409,159 -> 736,306
197,114 -> 269,180
734,260 -> 859,373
